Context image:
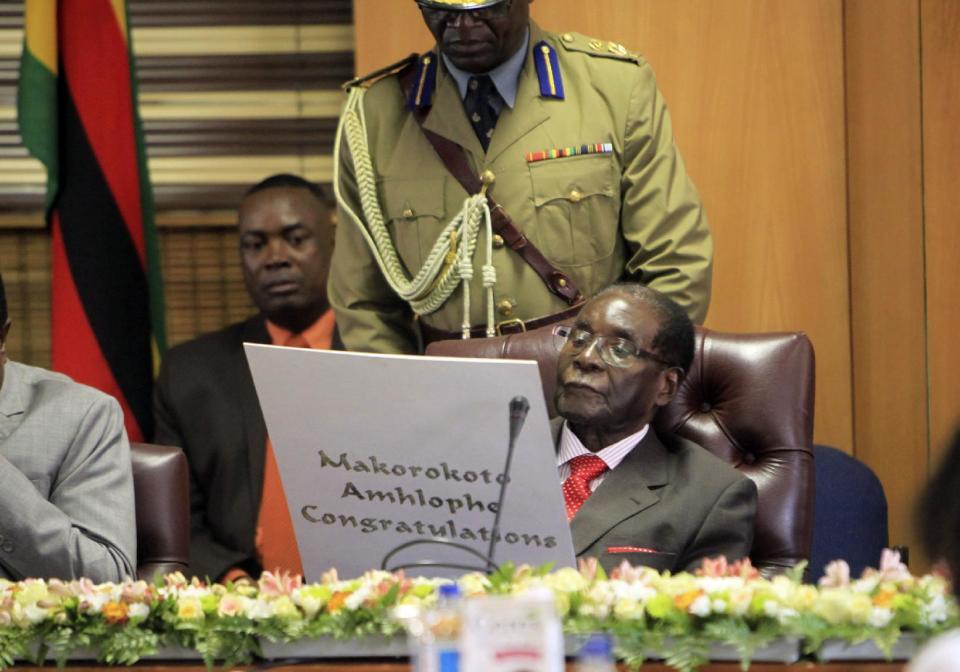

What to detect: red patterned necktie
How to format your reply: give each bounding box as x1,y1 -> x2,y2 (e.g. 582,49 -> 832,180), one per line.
563,454 -> 609,521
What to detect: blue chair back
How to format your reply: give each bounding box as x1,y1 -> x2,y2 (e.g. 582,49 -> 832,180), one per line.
809,444 -> 888,581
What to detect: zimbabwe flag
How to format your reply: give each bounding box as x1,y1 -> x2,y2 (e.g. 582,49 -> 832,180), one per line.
17,0 -> 165,442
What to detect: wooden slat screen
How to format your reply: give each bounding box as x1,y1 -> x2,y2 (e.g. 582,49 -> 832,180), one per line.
0,0 -> 353,362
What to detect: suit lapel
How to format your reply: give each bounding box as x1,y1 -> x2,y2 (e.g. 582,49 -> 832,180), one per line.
485,24 -> 552,164
0,362 -> 25,442
239,317 -> 271,507
570,430 -> 671,555
422,64 -> 485,164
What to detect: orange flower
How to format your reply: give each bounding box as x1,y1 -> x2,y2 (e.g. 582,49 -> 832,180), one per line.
674,590 -> 702,611
873,589 -> 896,608
102,601 -> 129,625
325,592 -> 350,614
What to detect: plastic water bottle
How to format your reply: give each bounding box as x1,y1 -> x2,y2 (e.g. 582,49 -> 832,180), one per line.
415,583 -> 462,672
576,633 -> 616,672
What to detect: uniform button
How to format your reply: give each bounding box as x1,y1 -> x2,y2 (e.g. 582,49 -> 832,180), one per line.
568,189 -> 583,203
492,234 -> 505,249
496,299 -> 514,317
558,278 -> 568,288
561,33 -> 574,43
402,208 -> 414,218
589,40 -> 603,51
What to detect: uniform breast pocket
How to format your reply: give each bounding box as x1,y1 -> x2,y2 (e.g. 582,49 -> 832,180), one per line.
380,176 -> 447,274
529,155 -> 620,267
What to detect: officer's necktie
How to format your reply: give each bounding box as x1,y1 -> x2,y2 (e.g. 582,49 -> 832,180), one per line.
463,74 -> 500,151
563,454 -> 609,521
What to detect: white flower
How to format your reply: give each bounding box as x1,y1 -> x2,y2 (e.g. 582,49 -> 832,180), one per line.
128,603 -> 150,619
345,585 -> 372,611
868,607 -> 894,628
689,595 -> 711,617
922,595 -> 949,626
243,598 -> 274,620
81,593 -> 110,614
711,599 -> 728,614
23,604 -> 49,624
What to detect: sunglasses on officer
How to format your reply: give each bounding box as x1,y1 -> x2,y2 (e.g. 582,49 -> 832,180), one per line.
416,0 -> 514,23
553,324 -> 674,369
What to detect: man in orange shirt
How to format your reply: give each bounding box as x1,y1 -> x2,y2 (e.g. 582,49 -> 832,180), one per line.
153,174 -> 339,581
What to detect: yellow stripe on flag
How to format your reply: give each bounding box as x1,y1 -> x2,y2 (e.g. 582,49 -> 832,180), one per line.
23,0 -> 57,74
109,0 -> 128,45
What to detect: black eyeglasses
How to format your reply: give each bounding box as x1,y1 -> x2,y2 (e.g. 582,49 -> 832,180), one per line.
417,0 -> 513,23
553,325 -> 673,369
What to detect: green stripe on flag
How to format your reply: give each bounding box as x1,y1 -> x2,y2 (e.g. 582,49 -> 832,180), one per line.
17,46 -> 59,209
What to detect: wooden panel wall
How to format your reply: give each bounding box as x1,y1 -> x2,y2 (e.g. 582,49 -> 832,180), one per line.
353,0 -> 960,564
845,0 -> 927,562
922,0 -> 960,466
353,0 -> 855,451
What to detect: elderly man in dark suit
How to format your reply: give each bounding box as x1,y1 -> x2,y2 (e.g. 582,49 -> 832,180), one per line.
153,174 -> 340,582
553,284 -> 756,574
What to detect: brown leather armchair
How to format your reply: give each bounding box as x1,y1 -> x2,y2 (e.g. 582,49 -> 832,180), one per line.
130,442 -> 190,580
426,325 -> 815,575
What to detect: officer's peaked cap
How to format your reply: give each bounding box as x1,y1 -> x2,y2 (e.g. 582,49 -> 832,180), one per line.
416,0 -> 508,10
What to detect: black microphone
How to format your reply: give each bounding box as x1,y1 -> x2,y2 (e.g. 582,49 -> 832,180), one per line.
508,395 -> 530,443
488,395 -> 530,567
380,396 -> 532,575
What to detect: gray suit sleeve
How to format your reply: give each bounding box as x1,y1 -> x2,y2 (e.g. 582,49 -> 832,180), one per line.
680,476 -> 757,573
0,395 -> 136,581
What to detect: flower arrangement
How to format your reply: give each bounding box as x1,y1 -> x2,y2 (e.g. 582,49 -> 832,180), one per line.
0,550 -> 954,672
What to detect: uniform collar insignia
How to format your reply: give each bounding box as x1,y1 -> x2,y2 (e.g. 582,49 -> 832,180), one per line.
406,52 -> 439,110
533,40 -> 565,100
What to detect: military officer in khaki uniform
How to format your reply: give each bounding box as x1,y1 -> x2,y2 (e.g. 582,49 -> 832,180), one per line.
330,0 -> 712,354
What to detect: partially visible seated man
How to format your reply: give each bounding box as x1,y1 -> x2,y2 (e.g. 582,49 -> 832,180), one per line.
554,284 -> 756,573
153,174 -> 339,582
0,272 -> 136,581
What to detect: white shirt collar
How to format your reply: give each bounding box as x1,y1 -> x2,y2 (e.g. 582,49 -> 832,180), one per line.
557,420 -> 650,471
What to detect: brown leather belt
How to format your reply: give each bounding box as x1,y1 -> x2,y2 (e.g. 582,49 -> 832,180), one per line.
420,303 -> 583,345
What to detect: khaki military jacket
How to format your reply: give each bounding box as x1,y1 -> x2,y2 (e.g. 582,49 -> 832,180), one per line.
330,22 -> 712,354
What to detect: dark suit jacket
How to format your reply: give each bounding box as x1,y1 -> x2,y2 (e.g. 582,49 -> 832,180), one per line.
153,315 -> 342,580
554,419 -> 757,574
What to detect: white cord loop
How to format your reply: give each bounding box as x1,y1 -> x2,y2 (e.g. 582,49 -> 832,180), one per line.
333,86 -> 497,337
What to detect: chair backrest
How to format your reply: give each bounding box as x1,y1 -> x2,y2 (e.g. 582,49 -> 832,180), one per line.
426,325 -> 816,575
130,442 -> 190,580
808,444 -> 888,581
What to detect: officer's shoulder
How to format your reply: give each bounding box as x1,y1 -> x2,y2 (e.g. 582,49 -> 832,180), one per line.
342,52 -> 422,91
551,31 -> 646,66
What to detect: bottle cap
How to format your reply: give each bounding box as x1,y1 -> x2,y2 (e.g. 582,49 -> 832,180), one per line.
438,583 -> 461,599
580,633 -> 613,658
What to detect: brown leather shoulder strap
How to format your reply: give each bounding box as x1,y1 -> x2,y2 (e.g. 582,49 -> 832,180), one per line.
397,67 -> 583,306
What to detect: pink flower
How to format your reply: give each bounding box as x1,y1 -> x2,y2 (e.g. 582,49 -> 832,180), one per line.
728,558 -> 760,580
258,570 -> 302,598
611,561 -> 646,582
876,548 -> 912,582
697,556 -> 729,578
819,560 -> 851,587
578,557 -> 600,582
217,594 -> 245,617
320,568 -> 340,585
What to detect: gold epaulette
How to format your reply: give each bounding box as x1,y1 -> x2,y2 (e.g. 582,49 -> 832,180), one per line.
342,53 -> 420,91
555,31 -> 642,64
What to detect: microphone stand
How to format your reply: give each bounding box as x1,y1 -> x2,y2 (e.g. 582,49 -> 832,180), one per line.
380,395 -> 530,575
